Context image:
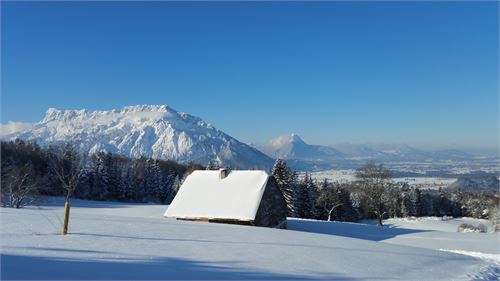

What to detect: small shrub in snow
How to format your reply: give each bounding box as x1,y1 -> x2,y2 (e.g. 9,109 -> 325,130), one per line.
457,223 -> 487,233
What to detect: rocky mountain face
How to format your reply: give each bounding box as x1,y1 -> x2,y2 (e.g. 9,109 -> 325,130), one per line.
3,106 -> 482,171
4,105 -> 274,169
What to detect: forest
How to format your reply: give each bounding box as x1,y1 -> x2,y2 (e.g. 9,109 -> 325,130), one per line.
1,140 -> 202,207
271,159 -> 498,227
2,139 -> 498,230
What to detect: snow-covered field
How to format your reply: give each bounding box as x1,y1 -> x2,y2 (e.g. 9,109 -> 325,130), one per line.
309,169 -> 456,189
1,198 -> 499,280
392,177 -> 456,189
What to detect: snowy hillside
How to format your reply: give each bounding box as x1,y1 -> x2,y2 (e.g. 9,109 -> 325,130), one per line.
4,105 -> 273,169
1,198 -> 498,280
446,174 -> 500,193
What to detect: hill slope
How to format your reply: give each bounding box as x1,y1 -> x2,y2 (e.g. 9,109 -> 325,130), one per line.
446,174 -> 500,193
1,198 -> 497,280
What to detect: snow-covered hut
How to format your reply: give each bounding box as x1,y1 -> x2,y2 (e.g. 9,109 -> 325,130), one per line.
164,169 -> 287,228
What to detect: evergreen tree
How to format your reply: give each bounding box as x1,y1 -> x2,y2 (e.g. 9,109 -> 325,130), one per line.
338,186 -> 358,222
119,166 -> 134,201
145,158 -> 162,202
171,175 -> 182,200
272,159 -> 296,216
95,152 -> 110,200
410,188 -> 422,217
106,153 -> 121,200
400,190 -> 413,217
308,178 -> 322,219
159,169 -> 176,204
296,172 -> 312,218
134,157 -> 148,202
4,139 -> 499,223
206,160 -> 220,170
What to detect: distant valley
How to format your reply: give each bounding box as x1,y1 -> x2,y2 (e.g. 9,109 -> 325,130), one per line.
3,105 -> 499,189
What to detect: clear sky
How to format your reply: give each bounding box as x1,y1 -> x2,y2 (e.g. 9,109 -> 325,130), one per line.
1,1 -> 498,151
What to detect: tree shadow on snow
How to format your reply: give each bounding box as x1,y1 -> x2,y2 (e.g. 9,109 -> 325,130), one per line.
34,197 -> 152,209
286,219 -> 430,241
0,253 -> 359,280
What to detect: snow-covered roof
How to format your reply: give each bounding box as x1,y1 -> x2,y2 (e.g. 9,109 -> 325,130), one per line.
164,170 -> 270,221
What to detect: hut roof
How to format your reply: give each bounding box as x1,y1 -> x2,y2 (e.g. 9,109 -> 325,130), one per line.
164,170 -> 270,221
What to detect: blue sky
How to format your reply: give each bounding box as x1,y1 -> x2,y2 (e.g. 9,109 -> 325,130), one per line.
1,1 -> 498,151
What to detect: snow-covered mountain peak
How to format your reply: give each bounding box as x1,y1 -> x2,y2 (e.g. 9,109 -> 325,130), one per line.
290,133 -> 305,143
258,134 -> 344,164
122,104 -> 171,113
7,105 -> 273,169
40,105 -> 212,130
268,133 -> 305,148
43,107 -> 89,122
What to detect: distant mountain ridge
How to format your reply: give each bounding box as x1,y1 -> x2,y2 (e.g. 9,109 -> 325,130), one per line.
258,134 -> 344,160
3,106 -> 482,171
257,134 -> 477,170
335,143 -> 474,162
446,174 -> 499,193
4,105 -> 274,169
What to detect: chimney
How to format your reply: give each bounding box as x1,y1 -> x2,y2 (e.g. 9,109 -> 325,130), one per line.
219,168 -> 229,179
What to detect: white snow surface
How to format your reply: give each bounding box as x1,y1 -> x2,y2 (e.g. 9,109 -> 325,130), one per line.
370,217 -> 495,233
439,250 -> 500,265
1,198 -> 499,280
309,169 -> 457,189
3,105 -> 273,169
165,170 -> 268,221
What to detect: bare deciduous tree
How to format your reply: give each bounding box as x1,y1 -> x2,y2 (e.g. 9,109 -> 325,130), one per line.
355,162 -> 392,226
1,162 -> 39,208
317,179 -> 343,221
49,144 -> 85,235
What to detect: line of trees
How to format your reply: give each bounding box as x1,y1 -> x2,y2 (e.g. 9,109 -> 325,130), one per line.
1,140 -> 203,208
271,159 -> 499,227
2,140 -> 498,230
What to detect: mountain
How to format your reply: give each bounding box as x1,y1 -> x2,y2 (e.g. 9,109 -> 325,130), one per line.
446,174 -> 499,193
330,144 -> 478,162
257,134 -> 436,165
258,134 -> 344,160
334,143 -> 433,162
257,135 -> 477,170
256,134 -> 345,170
4,105 -> 274,169
431,149 -> 474,161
